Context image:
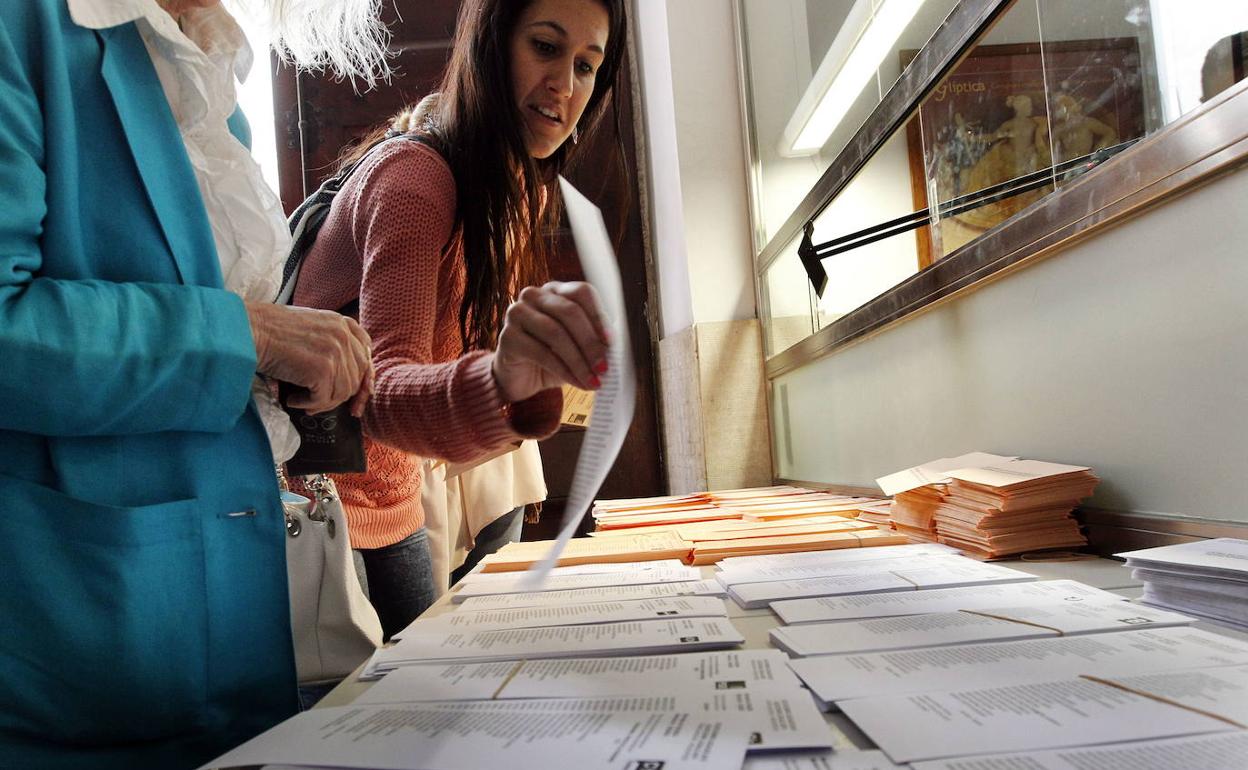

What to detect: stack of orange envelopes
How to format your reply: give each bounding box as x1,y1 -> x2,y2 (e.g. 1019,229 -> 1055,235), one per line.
479,531 -> 693,572
876,453 -> 1019,542
888,486 -> 946,542
688,528 -> 907,565
591,493 -> 727,531
933,459 -> 1098,559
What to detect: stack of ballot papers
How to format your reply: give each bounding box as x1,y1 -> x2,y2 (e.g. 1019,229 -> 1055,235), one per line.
784,626 -> 1248,707
932,459 -> 1098,558
839,668 -> 1245,764
1118,537 -> 1248,630
201,652 -> 844,770
769,600 -> 1194,656
854,500 -> 893,527
363,616 -> 745,677
452,560 -> 703,600
907,731 -> 1248,770
478,530 -> 692,571
888,485 -> 946,541
689,528 -> 908,565
770,578 -> 1125,624
729,496 -> 881,522
589,486 -> 821,531
877,453 -> 1018,541
716,548 -> 1035,609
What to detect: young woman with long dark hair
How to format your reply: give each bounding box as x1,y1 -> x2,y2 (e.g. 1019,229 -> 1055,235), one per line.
292,0 -> 628,638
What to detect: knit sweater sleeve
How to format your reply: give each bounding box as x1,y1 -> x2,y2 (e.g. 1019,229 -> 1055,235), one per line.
351,143 -> 561,461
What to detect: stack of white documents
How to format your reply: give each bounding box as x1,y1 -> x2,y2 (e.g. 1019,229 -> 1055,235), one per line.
1117,537 -> 1248,630
363,616 -> 745,678
840,671 -> 1241,764
769,600 -> 1192,656
716,549 -> 1035,609
785,626 -> 1248,708
207,651 -> 843,769
201,695 -> 756,770
351,649 -> 837,753
771,578 -> 1124,625
908,731 -> 1248,770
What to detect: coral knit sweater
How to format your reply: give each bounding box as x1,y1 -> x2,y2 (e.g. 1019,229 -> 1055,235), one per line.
292,139 -> 562,549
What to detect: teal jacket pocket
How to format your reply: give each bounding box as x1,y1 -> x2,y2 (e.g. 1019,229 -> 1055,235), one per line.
0,473 -> 210,745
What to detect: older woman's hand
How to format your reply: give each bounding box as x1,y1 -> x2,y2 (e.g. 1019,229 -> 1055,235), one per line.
491,281 -> 611,404
245,302 -> 374,416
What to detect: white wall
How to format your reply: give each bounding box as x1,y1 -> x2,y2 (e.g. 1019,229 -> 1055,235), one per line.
772,164 -> 1248,521
638,0 -> 757,336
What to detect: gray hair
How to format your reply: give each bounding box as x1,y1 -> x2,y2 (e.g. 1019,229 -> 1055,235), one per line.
226,0 -> 393,88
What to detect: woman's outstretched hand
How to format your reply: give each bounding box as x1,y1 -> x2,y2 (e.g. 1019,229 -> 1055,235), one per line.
492,281 -> 611,403
245,302 -> 375,416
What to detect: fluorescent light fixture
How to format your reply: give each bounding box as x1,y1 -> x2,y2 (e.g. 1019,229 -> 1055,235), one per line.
780,0 -> 927,157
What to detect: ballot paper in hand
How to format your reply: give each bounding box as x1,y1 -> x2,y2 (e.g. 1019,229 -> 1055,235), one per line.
838,676 -> 1234,763
522,179 -> 636,588
355,649 -> 802,704
199,696 -> 751,770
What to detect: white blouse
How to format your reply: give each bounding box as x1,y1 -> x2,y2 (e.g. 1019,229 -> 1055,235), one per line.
67,0 -> 299,462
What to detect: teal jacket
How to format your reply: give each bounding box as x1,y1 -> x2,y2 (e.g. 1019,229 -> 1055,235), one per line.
0,2 -> 298,768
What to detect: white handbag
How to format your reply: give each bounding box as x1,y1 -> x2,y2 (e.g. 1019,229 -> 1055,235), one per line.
282,475 -> 383,685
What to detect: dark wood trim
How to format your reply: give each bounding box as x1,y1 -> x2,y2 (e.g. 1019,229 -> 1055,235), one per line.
766,76 -> 1248,379
754,0 -> 1013,275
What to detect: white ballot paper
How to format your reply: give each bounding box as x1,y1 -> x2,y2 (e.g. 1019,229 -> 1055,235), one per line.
398,596 -> 728,636
1096,664 -> 1248,726
717,554 -> 1027,588
909,731 -> 1248,770
365,617 -> 745,677
1117,537 -> 1248,579
521,178 -> 636,589
356,649 -> 802,704
786,627 -> 1248,705
838,676 -> 1234,763
742,749 -> 909,770
729,561 -> 1035,609
772,579 -> 1124,624
457,579 -> 726,612
454,566 -> 701,601
718,543 -> 957,572
354,667 -> 831,753
770,601 -> 1194,657
199,696 -> 750,770
875,452 -> 1017,497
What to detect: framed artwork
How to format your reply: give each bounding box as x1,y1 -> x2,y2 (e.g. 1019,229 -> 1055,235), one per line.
904,39 -> 1146,266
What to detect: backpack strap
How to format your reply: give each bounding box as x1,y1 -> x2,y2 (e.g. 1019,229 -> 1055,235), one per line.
275,133 -> 431,308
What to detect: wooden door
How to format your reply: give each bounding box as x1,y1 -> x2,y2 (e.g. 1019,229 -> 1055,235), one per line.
271,1 -> 665,539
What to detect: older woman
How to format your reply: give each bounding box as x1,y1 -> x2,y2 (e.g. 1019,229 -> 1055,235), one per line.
0,1 -> 387,767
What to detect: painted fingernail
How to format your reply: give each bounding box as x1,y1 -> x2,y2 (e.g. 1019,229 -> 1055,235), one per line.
588,375 -> 601,389
594,360 -> 608,374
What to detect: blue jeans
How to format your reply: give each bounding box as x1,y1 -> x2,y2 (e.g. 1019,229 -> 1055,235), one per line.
354,527 -> 436,641
451,506 -> 525,584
